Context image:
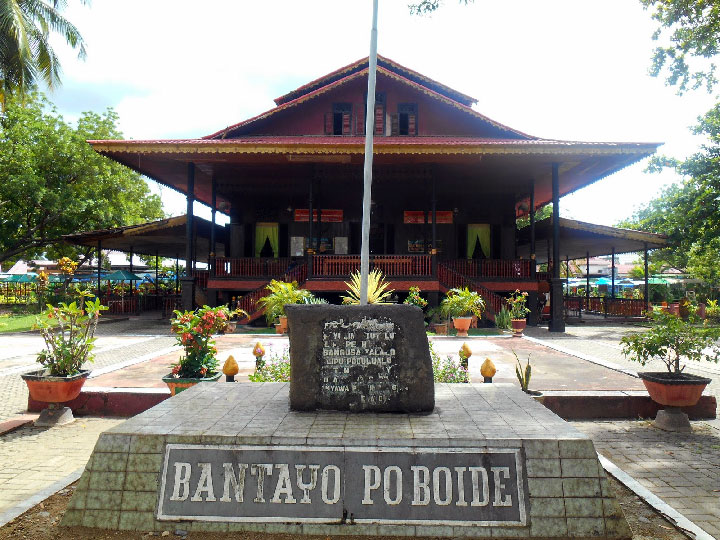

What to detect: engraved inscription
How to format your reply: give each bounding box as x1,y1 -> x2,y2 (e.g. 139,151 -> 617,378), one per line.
321,318 -> 398,408
158,445 -> 528,525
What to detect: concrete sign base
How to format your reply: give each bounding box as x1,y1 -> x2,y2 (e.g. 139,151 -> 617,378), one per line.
63,383 -> 631,538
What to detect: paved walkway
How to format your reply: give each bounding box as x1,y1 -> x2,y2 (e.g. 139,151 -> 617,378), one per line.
0,417 -> 123,518
573,420 -> 720,539
524,322 -> 720,403
526,322 -> 720,538
0,319 -> 174,422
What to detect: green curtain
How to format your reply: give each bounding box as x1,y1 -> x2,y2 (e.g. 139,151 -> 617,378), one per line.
467,224 -> 491,259
255,223 -> 279,258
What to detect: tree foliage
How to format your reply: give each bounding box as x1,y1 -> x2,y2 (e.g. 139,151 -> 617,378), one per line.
0,0 -> 88,106
641,0 -> 720,93
621,104 -> 720,285
408,0 -> 472,15
0,93 -> 163,264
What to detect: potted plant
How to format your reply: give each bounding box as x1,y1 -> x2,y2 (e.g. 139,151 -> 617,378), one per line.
427,307 -> 448,335
440,287 -> 485,338
164,305 -> 230,395
507,289 -> 530,336
403,286 -> 428,310
621,308 -> 720,431
257,280 -> 313,332
342,269 -> 394,304
21,294 -> 107,426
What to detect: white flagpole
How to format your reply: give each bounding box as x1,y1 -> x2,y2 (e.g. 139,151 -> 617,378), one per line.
360,0 -> 379,305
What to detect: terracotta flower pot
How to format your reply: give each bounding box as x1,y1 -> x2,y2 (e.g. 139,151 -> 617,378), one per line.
278,316 -> 288,333
452,317 -> 472,337
162,372 -> 222,396
638,372 -> 711,407
21,369 -> 90,403
511,319 -> 527,337
431,322 -> 448,335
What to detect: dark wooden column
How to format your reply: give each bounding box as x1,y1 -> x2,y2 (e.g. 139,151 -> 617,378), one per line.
308,177 -> 314,275
549,162 -> 565,332
431,177 -> 437,277
129,247 -> 133,274
155,250 -> 159,297
586,251 -> 590,308
175,255 -> 179,295
210,175 -> 217,276
644,242 -> 649,310
181,162 -> 196,311
527,181 -> 539,326
97,241 -> 102,297
611,246 -> 616,299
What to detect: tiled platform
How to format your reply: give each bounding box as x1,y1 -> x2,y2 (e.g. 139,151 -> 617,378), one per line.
63,382 -> 632,538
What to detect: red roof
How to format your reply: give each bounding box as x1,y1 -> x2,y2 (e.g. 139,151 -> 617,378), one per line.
204,65 -> 533,141
273,54 -> 478,107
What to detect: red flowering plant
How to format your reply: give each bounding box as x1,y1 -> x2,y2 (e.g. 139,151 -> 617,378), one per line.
170,305 -> 230,378
507,289 -> 530,320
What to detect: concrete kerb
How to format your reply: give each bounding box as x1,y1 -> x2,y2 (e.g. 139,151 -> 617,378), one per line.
598,454 -> 716,540
0,467 -> 85,528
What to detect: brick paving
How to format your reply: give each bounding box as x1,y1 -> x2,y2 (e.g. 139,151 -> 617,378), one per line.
0,417 -> 123,516
524,322 -> 720,402
573,420 -> 720,539
0,319 -> 175,422
525,322 -> 720,538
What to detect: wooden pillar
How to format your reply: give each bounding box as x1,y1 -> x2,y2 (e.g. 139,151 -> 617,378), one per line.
527,181 -> 539,326
307,177 -> 314,275
586,251 -> 590,306
611,246 -> 616,299
644,242 -> 649,309
565,256 -> 570,294
185,163 -> 195,276
97,241 -> 102,297
549,162 -> 565,332
431,177 -> 437,277
155,250 -> 159,297
529,182 -> 536,277
175,255 -> 179,295
129,247 -> 134,274
181,163 -> 196,311
210,176 -> 217,276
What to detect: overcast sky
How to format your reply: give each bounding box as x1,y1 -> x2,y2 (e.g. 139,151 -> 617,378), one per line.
49,0 -> 715,229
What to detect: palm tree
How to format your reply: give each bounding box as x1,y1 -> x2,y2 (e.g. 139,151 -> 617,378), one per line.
0,0 -> 87,108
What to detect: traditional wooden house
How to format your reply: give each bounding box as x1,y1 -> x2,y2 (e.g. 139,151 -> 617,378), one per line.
85,55 -> 660,330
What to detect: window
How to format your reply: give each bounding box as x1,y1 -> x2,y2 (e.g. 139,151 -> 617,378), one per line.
391,103 -> 417,136
324,103 -> 352,135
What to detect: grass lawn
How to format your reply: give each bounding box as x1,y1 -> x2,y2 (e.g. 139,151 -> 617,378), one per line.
0,313 -> 39,333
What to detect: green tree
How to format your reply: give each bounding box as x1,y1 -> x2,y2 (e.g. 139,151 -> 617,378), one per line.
621,1 -> 720,286
641,0 -> 720,93
516,203 -> 553,229
409,0 -> 472,15
0,0 -> 87,107
0,93 -> 163,264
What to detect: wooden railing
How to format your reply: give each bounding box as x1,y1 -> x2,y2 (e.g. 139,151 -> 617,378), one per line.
443,259 -> 532,279
214,257 -> 292,278
566,296 -> 648,318
312,255 -> 432,277
163,296 -> 182,317
192,270 -> 209,289
102,296 -> 138,315
437,263 -> 507,317
236,263 -> 308,322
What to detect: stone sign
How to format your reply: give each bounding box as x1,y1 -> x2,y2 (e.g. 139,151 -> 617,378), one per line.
157,444 -> 527,526
286,304 -> 434,412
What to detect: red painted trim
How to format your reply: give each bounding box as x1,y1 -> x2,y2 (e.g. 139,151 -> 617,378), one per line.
305,279 -> 440,292
207,279 -> 268,290
478,281 -> 539,292
27,388 -> 170,417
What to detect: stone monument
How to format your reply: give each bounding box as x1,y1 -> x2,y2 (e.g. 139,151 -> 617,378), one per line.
286,304 -> 434,412
63,304 -> 632,538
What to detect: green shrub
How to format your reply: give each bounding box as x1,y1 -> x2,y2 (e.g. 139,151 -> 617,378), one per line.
249,349 -> 291,382
430,342 -> 469,383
